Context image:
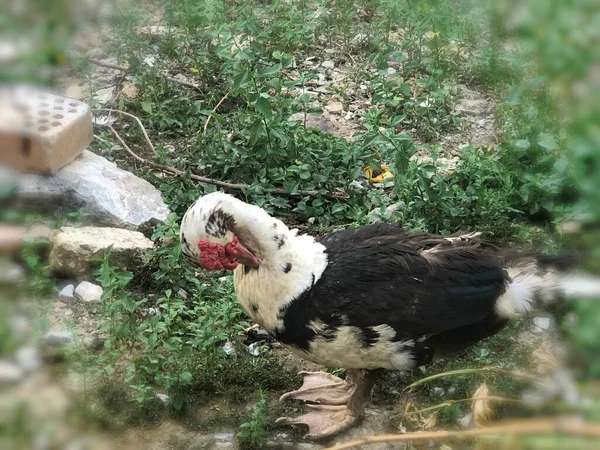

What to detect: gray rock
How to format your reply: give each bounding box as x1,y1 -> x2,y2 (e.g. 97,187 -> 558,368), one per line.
349,180 -> 367,191
44,329 -> 73,347
49,226 -> 153,277
0,360 -> 24,384
288,113 -> 333,132
58,284 -> 75,302
74,281 -> 103,303
351,33 -> 369,47
14,346 -> 42,373
455,99 -> 489,117
321,60 -> 335,69
214,432 -> 236,449
325,101 -> 344,114
15,150 -> 170,234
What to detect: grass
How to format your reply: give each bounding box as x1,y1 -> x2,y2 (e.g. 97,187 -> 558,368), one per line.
3,0 -> 600,448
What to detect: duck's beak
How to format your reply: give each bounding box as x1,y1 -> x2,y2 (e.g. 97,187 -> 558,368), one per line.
234,240 -> 260,268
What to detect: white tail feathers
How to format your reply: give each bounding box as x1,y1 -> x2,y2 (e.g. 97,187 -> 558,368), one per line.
560,273 -> 600,299
495,270 -> 600,320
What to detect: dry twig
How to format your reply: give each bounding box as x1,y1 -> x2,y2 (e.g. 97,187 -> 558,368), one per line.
404,396 -> 522,417
203,91 -> 230,134
325,417 -> 600,450
92,108 -> 156,154
405,367 -> 538,392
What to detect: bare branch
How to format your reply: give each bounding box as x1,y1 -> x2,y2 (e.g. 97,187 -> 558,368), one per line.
325,417 -> 600,450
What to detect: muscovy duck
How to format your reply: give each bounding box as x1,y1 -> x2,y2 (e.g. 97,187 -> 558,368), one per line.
179,192 -> 599,440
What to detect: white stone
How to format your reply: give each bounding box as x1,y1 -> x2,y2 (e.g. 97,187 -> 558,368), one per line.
532,316 -> 552,333
214,432 -> 235,443
156,393 -> 171,406
14,346 -> 42,373
74,281 -> 103,303
349,180 -> 366,191
321,60 -> 335,69
351,33 -> 369,47
248,343 -> 261,357
58,284 -> 75,302
0,360 -> 24,384
430,387 -> 445,396
49,226 -> 154,277
222,341 -> 235,356
457,412 -> 473,428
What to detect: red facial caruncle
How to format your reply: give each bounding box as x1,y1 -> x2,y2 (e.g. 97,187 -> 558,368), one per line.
198,236 -> 241,270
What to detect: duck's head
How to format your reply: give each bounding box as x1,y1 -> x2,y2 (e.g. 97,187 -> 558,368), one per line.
179,192 -> 261,271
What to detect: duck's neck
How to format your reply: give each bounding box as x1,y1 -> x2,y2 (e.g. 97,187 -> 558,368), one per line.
229,200 -> 329,331
226,198 -> 291,266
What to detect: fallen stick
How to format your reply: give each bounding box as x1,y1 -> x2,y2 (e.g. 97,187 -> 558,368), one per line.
325,417 -> 600,450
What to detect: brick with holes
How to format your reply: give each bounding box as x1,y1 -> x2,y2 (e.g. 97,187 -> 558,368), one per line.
0,84 -> 93,174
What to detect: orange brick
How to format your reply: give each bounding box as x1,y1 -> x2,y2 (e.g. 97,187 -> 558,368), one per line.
0,84 -> 93,174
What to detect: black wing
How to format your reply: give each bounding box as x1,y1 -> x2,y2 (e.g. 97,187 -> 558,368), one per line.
275,224 -> 510,356
313,234 -> 508,335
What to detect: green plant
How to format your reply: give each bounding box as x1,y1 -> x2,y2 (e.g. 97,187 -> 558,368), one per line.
19,240 -> 54,295
237,390 -> 269,450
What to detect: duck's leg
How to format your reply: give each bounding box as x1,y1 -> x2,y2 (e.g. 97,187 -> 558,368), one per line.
276,369 -> 380,440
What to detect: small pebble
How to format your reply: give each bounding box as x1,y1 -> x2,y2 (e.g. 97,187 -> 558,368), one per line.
430,387 -> 445,397
457,412 -> 473,428
58,284 -> 75,302
74,281 -> 103,303
156,393 -> 171,406
223,341 -> 235,356
214,432 -> 235,443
